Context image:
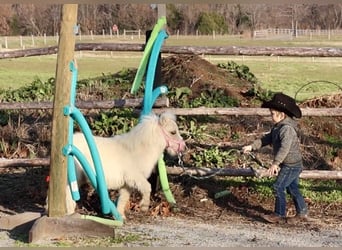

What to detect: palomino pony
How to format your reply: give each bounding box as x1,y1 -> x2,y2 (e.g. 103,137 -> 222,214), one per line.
65,111 -> 186,220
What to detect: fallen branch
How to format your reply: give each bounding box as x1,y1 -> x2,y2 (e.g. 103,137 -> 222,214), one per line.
0,158 -> 50,168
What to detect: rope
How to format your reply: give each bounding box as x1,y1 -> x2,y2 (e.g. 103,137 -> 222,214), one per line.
294,80 -> 342,101
177,149 -> 265,180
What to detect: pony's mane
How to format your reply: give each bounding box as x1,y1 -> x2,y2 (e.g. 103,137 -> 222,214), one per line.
115,113 -> 163,150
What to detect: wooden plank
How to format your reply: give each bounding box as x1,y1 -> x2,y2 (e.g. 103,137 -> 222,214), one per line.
0,158 -> 50,168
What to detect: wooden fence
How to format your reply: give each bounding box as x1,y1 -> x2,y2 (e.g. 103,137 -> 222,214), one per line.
0,98 -> 341,179
0,43 -> 341,179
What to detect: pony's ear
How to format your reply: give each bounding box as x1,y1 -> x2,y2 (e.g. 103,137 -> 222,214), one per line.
159,112 -> 176,126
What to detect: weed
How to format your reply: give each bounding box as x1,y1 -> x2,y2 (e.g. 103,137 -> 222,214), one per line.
217,61 -> 257,83
90,108 -> 136,136
191,147 -> 240,168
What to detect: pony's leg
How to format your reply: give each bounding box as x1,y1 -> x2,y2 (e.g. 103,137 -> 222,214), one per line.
65,184 -> 77,214
126,177 -> 152,212
117,186 -> 131,220
45,184 -> 77,215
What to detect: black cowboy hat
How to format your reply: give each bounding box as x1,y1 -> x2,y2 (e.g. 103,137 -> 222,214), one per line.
261,92 -> 302,118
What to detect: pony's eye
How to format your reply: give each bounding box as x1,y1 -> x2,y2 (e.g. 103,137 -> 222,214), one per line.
170,131 -> 177,135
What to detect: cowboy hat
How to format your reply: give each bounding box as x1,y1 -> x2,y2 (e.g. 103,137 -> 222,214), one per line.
261,92 -> 302,118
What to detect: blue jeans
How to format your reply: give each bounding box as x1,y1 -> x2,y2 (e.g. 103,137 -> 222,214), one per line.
273,163 -> 308,217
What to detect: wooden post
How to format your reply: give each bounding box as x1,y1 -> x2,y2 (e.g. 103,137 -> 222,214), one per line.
48,4 -> 78,217
157,4 -> 166,19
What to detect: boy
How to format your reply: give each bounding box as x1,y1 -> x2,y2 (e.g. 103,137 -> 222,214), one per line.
242,92 -> 309,224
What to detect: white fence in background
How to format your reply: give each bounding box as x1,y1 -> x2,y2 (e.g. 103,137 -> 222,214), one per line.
0,29 -> 144,50
253,28 -> 342,39
1,28 -> 342,50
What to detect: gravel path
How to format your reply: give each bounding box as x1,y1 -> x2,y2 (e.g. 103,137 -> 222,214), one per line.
1,214 -> 341,247
119,216 -> 342,247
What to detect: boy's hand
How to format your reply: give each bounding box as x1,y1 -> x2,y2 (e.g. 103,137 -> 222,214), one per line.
267,164 -> 280,176
242,145 -> 252,154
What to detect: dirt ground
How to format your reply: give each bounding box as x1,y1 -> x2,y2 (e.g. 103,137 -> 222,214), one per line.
0,54 -> 341,246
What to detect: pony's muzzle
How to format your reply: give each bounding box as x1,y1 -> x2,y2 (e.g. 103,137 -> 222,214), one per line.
178,140 -> 186,152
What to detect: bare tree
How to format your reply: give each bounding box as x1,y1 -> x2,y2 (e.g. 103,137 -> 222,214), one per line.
2,3 -> 342,37
0,5 -> 12,35
116,4 -> 156,31
320,4 -> 342,29
244,4 -> 265,36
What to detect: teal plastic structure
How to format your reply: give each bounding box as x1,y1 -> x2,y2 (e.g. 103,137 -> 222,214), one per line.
62,61 -> 123,223
131,17 -> 177,207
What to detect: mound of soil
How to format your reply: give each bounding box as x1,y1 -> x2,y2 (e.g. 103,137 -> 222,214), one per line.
0,54 -> 341,242
161,54 -> 252,102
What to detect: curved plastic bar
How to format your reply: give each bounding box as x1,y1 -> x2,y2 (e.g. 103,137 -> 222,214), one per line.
69,107 -> 111,214
151,85 -> 168,107
64,145 -> 122,221
69,61 -> 78,103
142,29 -> 169,116
81,214 -> 123,227
107,199 -> 123,221
67,153 -> 80,201
130,17 -> 167,94
157,155 -> 176,204
138,25 -> 177,205
64,61 -> 80,201
65,144 -> 97,188
63,61 -> 122,222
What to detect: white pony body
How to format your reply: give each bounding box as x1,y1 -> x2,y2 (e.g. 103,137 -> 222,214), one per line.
66,112 -> 185,220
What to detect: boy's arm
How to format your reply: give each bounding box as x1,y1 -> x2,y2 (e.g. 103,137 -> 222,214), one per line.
273,126 -> 295,166
251,132 -> 272,151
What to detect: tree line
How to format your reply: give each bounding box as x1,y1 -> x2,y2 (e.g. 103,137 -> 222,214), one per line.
0,3 -> 341,37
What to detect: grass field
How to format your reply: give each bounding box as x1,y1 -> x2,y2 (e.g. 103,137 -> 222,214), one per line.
0,35 -> 342,101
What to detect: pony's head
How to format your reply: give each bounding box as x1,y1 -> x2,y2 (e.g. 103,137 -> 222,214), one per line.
158,112 -> 186,156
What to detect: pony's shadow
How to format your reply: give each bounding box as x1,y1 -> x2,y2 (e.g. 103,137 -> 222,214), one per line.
0,166 -> 49,243
0,166 -> 48,214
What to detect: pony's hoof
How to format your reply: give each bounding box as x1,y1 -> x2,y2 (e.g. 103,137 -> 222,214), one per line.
140,204 -> 150,212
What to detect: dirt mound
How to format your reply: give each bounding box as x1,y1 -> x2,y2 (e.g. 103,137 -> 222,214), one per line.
162,54 -> 252,103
